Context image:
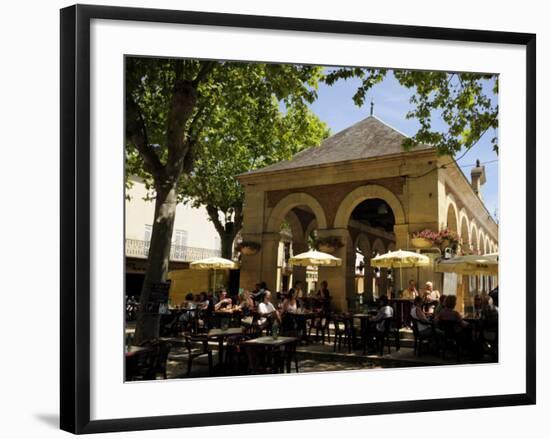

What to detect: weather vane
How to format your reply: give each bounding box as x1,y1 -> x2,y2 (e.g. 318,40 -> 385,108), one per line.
370,98 -> 375,116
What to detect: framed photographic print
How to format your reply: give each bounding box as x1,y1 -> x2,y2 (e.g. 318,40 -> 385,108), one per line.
60,4 -> 536,434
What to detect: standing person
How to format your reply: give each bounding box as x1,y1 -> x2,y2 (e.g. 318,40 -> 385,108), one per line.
423,281 -> 440,301
316,280 -> 331,313
402,279 -> 419,299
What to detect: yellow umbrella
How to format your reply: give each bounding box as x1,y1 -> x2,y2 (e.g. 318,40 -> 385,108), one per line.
371,249 -> 430,291
190,257 -> 239,291
436,253 -> 498,275
288,249 -> 342,267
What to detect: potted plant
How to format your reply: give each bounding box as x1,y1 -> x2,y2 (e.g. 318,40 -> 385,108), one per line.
235,241 -> 261,256
411,229 -> 438,248
315,236 -> 344,253
437,228 -> 459,251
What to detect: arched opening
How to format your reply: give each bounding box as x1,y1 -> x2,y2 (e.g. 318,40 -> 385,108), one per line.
446,201 -> 459,234
354,234 -> 371,301
347,199 -> 395,300
276,206 -> 318,296
459,212 -> 470,255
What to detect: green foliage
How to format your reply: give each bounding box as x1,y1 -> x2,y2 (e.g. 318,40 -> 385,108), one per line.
179,65 -> 330,232
325,68 -> 498,156
126,58 -> 327,195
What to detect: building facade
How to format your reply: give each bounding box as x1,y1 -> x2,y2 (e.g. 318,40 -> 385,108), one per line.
125,176 -> 222,296
237,116 -> 498,311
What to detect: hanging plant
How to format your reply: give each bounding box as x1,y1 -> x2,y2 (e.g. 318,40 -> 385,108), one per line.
437,228 -> 459,250
411,229 -> 438,248
315,236 -> 344,253
235,241 -> 261,255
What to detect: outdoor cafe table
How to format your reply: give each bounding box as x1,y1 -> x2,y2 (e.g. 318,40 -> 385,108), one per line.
243,336 -> 299,373
214,308 -> 243,328
207,327 -> 244,365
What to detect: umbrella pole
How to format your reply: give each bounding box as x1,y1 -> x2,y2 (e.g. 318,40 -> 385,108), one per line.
399,267 -> 403,298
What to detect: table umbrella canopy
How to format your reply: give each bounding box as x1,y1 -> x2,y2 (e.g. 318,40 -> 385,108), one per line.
288,249 -> 342,267
370,250 -> 431,268
435,253 -> 498,275
189,257 -> 239,270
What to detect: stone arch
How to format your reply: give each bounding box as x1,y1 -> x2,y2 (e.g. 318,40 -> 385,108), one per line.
485,236 -> 491,255
478,229 -> 486,254
445,195 -> 459,233
387,242 -> 396,252
266,192 -> 327,233
459,209 -> 470,249
284,210 -> 304,243
470,222 -> 479,253
333,185 -> 406,229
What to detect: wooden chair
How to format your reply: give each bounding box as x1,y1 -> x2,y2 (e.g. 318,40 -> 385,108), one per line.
411,318 -> 431,356
308,312 -> 330,344
332,313 -> 353,353
184,335 -> 213,376
375,317 -> 400,355
437,320 -> 463,362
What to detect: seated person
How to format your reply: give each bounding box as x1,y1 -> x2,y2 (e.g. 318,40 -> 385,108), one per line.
214,290 -> 232,311
402,279 -> 419,299
281,289 -> 298,315
372,295 -> 393,333
236,290 -> 254,314
180,292 -> 196,310
422,281 -> 440,314
197,291 -> 210,311
435,295 -> 469,334
257,291 -> 280,327
411,296 -> 433,337
473,294 -> 483,318
433,294 -> 447,318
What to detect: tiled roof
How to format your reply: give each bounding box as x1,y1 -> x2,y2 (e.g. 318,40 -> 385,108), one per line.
242,116 -> 432,176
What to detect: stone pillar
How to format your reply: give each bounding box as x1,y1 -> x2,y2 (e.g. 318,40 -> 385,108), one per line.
393,224 -> 411,250
259,232 -> 281,294
239,232 -> 263,291
317,228 -> 354,312
291,240 -> 308,289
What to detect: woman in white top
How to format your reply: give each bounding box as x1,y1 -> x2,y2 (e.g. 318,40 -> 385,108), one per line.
281,289 -> 298,315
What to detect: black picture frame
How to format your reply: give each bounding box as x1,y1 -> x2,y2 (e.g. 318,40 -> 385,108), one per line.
60,4 -> 536,434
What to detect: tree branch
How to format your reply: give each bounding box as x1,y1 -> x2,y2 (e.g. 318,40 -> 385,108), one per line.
126,95 -> 163,178
192,61 -> 217,87
206,204 -> 226,237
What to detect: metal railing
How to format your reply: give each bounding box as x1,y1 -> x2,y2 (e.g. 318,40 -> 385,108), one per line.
125,239 -> 221,262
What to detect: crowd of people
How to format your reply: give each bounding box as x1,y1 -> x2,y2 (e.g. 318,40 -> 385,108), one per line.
160,279 -> 334,334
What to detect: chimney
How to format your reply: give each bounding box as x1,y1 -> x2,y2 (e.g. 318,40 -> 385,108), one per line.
470,159 -> 486,200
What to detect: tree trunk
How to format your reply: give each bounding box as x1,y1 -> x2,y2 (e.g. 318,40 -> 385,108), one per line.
133,182 -> 178,345
220,228 -> 237,260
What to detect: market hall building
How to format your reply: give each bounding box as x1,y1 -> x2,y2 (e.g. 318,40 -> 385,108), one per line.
236,116 -> 498,311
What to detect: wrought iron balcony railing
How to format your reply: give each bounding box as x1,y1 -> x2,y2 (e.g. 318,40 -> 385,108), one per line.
125,239 -> 221,262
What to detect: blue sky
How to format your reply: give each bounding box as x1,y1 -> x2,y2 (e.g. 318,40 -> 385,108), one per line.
306,71 -> 499,221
